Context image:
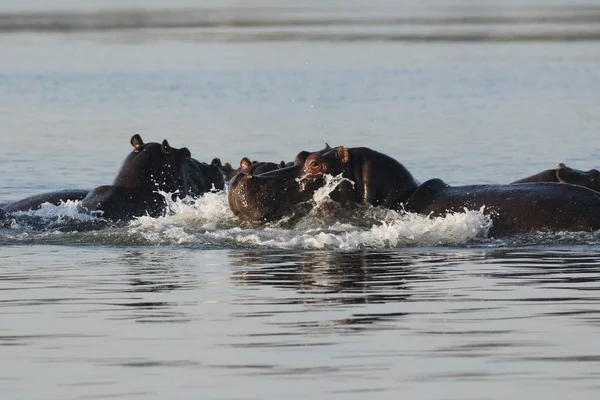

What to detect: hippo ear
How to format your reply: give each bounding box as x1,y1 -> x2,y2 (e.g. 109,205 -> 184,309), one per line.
556,167 -> 569,183
279,161 -> 286,168
557,162 -> 566,169
211,158 -> 222,168
162,140 -> 172,156
181,147 -> 191,160
131,134 -> 144,149
337,146 -> 350,163
325,142 -> 331,149
240,157 -> 252,170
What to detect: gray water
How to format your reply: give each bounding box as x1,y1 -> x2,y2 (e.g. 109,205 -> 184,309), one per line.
2,2 -> 600,399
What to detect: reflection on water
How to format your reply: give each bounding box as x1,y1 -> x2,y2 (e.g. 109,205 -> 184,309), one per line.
232,250 -> 431,305
2,246 -> 600,398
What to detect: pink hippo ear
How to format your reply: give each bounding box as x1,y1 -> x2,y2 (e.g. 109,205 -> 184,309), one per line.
338,146 -> 350,163
240,157 -> 252,170
130,134 -> 144,149
557,162 -> 566,169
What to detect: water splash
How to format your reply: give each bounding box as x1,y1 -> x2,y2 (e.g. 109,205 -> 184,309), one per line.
307,173 -> 355,204
2,183 -> 597,249
122,177 -> 492,249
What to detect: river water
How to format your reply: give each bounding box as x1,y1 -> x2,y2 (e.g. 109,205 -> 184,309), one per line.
2,2 -> 600,399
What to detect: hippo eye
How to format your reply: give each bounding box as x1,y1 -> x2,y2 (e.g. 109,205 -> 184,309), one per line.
590,174 -> 597,183
309,160 -> 319,169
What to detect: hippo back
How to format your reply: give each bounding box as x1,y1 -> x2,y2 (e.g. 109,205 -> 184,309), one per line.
406,179 -> 600,237
512,163 -> 600,192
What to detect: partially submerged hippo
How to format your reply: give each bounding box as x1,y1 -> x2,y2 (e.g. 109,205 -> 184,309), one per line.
228,145 -> 600,237
301,146 -> 420,209
228,164 -> 317,226
4,189 -> 90,213
77,134 -> 193,219
512,163 -> 600,192
404,178 -> 600,237
228,145 -> 420,226
227,145 -> 338,225
186,157 -> 225,196
4,135 -> 224,221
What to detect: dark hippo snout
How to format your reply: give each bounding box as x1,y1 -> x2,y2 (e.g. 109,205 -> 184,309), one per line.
228,164 -> 314,226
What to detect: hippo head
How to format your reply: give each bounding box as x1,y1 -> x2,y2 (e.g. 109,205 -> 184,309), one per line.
294,143 -> 330,166
113,134 -> 191,199
303,146 -> 349,179
556,163 -> 600,192
295,145 -> 367,205
228,164 -> 315,226
227,145 -> 333,226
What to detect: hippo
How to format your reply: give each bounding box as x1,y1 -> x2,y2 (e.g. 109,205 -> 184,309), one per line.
228,162 -> 328,226
228,145 -> 600,237
301,146 -> 420,209
186,157 -> 225,195
220,162 -> 238,181
3,189 -> 91,213
78,134 -> 193,219
0,208 -> 11,228
512,163 -> 600,191
3,134 -> 223,221
227,145 -> 339,224
404,178 -> 600,237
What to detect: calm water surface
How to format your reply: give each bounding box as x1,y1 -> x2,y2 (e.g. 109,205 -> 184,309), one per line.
2,2 -> 600,399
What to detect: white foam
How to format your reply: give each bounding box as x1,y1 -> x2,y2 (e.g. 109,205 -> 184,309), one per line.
10,200 -> 97,222
124,191 -> 491,249
4,181 -> 492,248
303,173 -> 355,203
120,174 -> 493,248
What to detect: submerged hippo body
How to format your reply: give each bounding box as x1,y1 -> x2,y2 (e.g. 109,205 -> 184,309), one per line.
512,163 -> 600,192
405,178 -> 600,237
3,189 -> 90,213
